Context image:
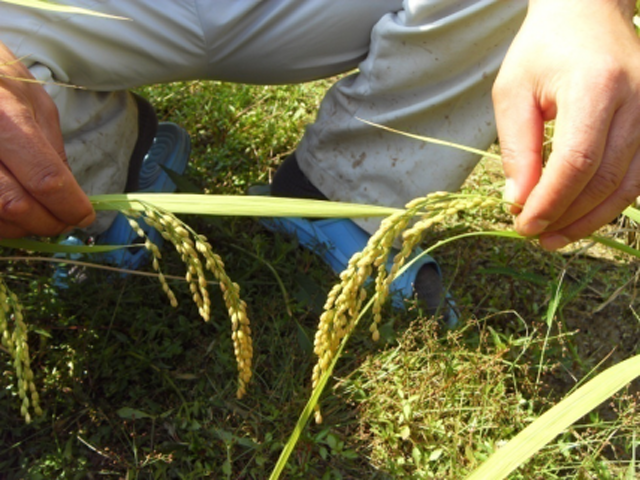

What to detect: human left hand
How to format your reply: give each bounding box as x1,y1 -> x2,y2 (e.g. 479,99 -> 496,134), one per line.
0,41 -> 95,238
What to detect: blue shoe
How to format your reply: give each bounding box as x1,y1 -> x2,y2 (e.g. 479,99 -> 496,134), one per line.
52,236 -> 89,288
249,186 -> 459,327
96,122 -> 191,271
53,122 -> 191,286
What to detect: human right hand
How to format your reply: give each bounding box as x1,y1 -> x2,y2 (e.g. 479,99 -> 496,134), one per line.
0,41 -> 94,239
493,0 -> 640,250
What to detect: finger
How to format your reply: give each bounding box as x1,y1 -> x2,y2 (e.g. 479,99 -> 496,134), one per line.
0,162 -> 69,236
539,146 -> 640,250
0,108 -> 95,228
514,80 -> 617,237
546,101 -> 640,231
31,86 -> 70,168
493,85 -> 545,215
0,220 -> 30,239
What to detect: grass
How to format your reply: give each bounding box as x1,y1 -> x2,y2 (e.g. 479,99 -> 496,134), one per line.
0,79 -> 638,479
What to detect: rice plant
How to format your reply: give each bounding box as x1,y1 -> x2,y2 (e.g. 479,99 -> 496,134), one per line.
0,2 -> 638,476
310,192 -> 500,424
4,184 -> 633,477
0,194 -> 402,423
1,146 -> 638,477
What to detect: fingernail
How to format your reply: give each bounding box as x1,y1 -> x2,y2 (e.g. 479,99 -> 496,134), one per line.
77,213 -> 95,228
503,178 -> 516,203
503,179 -> 522,214
540,234 -> 570,251
515,218 -> 550,236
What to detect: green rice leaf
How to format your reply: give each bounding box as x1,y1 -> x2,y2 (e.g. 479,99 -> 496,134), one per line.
466,354 -> 640,480
622,205 -> 640,224
90,193 -> 403,218
0,238 -> 127,254
1,194 -> 402,256
591,234 -> 640,260
269,302 -> 370,480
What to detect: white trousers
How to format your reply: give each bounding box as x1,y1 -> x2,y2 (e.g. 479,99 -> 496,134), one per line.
0,0 -> 527,234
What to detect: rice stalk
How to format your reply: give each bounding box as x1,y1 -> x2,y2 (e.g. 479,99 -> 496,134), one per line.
270,219 -> 518,480
117,202 -> 253,399
311,191 -> 501,423
0,278 -> 42,423
270,216 -> 640,479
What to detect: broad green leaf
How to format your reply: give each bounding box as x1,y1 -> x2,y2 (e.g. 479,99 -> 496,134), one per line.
466,354 -> 640,480
0,0 -> 129,19
90,193 -> 403,218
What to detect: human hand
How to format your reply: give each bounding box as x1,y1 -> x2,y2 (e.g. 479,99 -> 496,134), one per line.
0,42 -> 94,239
493,0 -> 640,250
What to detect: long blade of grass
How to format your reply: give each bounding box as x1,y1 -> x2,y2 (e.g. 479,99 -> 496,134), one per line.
622,205 -> 640,223
0,0 -> 128,19
90,193 -> 403,218
0,238 -> 127,254
537,272 -> 564,385
6,195 -> 638,261
0,195 -> 418,258
1,195 -> 400,256
357,118 -> 502,160
0,256 -> 190,281
591,234 -> 640,259
628,432 -> 637,480
269,300 -> 373,480
466,354 -> 640,480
